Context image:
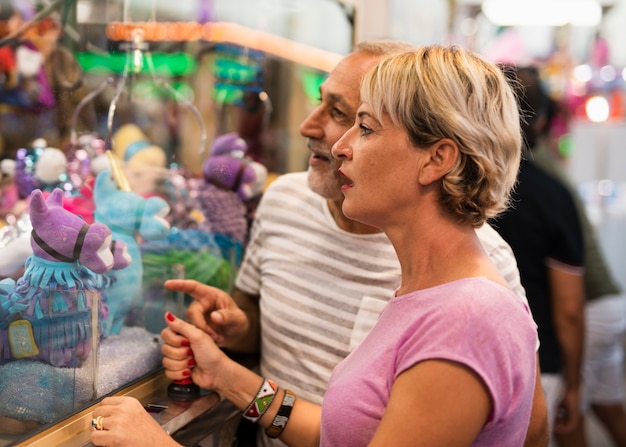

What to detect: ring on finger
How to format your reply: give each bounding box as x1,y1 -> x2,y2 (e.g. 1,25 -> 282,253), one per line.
91,415 -> 105,431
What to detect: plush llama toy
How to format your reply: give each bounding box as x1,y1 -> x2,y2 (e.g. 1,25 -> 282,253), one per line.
0,189 -> 142,424
93,169 -> 171,336
194,132 -> 267,244
0,188 -> 115,367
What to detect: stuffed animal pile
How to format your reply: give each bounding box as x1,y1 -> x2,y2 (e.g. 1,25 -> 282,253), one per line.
0,128 -> 268,424
0,120 -> 180,424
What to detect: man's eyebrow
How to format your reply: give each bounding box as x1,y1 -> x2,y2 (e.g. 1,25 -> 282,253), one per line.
324,92 -> 345,106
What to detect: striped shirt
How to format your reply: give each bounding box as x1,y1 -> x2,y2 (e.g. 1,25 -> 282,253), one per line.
235,171 -> 528,445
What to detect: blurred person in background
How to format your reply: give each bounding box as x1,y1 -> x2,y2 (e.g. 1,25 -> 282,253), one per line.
494,64 -> 586,440
523,69 -> 626,447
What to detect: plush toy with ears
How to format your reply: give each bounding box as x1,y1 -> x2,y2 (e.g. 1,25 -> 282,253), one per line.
93,169 -> 171,336
30,189 -> 114,273
204,132 -> 267,201
0,189 -> 136,423
195,132 -> 267,244
0,188 -> 115,367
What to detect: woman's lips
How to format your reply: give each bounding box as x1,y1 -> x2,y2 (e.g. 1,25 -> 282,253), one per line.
338,169 -> 354,190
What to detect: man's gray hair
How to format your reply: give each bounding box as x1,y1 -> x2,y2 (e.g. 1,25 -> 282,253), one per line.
353,40 -> 417,57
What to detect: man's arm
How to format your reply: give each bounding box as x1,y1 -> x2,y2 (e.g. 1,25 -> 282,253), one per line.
548,264 -> 585,434
229,287 -> 261,353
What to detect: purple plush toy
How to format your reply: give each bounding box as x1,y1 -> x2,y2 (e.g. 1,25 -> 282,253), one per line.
0,189 -> 118,367
194,132 -> 267,244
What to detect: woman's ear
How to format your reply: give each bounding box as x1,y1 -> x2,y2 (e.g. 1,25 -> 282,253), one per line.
417,139 -> 459,186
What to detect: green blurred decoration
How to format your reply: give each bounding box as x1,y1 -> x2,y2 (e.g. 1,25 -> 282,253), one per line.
212,43 -> 264,105
76,52 -> 197,76
300,67 -> 327,104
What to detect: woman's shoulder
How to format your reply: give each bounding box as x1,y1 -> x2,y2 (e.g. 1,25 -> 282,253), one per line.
398,278 -> 530,323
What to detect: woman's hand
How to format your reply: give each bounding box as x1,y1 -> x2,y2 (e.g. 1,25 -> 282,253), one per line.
161,311 -> 231,392
90,396 -> 181,447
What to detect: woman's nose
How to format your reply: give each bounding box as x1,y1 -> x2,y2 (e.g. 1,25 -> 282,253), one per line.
332,129 -> 353,160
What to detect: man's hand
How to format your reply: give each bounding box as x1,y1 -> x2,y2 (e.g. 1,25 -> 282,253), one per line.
164,279 -> 250,348
553,386 -> 581,434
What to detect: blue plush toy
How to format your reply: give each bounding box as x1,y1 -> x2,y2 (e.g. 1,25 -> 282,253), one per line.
93,169 -> 171,336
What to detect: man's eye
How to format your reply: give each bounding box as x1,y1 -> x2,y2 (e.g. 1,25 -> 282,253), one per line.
332,107 -> 347,119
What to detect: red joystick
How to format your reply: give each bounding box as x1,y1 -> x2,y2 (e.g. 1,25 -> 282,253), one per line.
168,378 -> 200,402
165,312 -> 200,402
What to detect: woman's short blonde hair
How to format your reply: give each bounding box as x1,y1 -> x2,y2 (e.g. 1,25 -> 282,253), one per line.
361,45 -> 521,227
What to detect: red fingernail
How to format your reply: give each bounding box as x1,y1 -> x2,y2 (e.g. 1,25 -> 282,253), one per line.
182,369 -> 191,377
187,349 -> 193,356
166,312 -> 175,322
187,358 -> 196,366
181,339 -> 190,347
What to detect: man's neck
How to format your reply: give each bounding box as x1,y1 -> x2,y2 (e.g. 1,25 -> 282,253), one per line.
327,199 -> 382,235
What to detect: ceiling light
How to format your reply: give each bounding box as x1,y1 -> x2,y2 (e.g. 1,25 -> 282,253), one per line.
481,0 -> 602,26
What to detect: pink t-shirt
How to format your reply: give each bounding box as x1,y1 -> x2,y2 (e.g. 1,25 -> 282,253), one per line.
321,277 -> 538,446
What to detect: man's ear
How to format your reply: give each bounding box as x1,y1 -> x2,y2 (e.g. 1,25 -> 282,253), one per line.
417,139 -> 459,186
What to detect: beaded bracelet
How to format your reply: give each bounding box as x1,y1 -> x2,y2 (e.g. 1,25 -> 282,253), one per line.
242,379 -> 278,423
265,389 -> 296,439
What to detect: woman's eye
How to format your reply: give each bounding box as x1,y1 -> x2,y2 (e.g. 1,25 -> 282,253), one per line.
359,124 -> 372,136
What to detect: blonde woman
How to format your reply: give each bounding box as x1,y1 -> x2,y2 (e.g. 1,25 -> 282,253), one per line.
91,45 -> 538,447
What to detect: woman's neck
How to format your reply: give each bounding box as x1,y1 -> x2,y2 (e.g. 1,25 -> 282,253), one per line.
390,216 -> 487,296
